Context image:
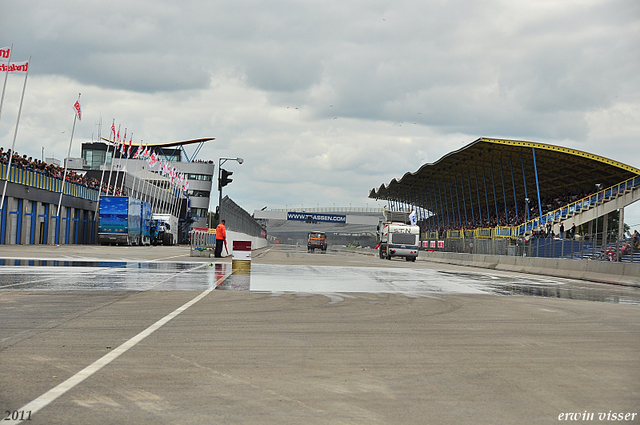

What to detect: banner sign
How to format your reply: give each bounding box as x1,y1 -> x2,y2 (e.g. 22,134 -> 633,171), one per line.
287,212 -> 347,223
0,61 -> 29,73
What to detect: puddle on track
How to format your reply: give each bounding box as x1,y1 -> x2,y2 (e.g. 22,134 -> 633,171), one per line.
1,258 -> 639,305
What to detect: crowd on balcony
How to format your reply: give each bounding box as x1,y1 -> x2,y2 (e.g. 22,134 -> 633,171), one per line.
0,147 -> 122,194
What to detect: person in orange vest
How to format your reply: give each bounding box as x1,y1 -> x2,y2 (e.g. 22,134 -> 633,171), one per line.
214,220 -> 227,258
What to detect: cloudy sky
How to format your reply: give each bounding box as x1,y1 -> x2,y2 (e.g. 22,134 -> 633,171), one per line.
1,0 -> 639,227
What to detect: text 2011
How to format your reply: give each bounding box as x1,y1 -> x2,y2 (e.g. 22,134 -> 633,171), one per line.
3,410 -> 32,421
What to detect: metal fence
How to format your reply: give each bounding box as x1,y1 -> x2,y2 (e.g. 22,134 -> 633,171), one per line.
421,231 -> 639,263
219,195 -> 266,238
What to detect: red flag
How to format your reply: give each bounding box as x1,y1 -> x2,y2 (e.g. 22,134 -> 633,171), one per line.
73,100 -> 82,121
127,137 -> 132,157
111,122 -> 116,140
133,144 -> 142,159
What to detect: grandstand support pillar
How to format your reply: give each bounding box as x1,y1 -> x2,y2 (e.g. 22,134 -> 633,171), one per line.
617,207 -> 624,259
499,158 -> 509,225
509,156 -> 518,223
474,168 -> 483,226
521,152 -> 530,222
466,170 -> 475,226
482,164 -> 491,226
425,188 -> 433,230
459,174 -> 468,227
490,161 -> 499,226
531,147 -> 543,221
453,180 -> 462,229
438,181 -> 449,230
433,185 -> 441,230
602,212 -> 608,247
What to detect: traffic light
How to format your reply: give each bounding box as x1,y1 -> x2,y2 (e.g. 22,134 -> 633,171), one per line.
219,168 -> 233,188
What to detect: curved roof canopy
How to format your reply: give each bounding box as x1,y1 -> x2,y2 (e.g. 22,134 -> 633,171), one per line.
369,138 -> 640,217
100,137 -> 215,147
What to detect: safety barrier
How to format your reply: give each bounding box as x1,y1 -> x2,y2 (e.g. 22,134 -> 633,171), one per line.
493,227 -> 512,238
189,229 -> 216,256
447,230 -> 462,239
474,228 -> 492,239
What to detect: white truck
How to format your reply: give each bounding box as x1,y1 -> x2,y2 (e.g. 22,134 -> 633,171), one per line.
378,209 -> 420,261
151,213 -> 178,245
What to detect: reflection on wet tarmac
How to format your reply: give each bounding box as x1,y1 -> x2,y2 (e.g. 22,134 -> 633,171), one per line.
0,258 -> 639,305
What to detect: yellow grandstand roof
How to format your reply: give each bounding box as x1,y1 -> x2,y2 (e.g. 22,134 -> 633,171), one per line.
369,138 -> 640,219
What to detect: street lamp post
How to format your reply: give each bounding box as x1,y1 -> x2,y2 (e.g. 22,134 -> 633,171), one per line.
218,157 -> 244,223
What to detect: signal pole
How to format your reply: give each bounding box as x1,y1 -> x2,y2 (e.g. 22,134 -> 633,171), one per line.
217,157 -> 244,223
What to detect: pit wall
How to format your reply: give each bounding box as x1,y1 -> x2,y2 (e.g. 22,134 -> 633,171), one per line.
417,251 -> 640,288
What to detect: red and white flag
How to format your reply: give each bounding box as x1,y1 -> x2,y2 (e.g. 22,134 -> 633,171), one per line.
127,137 -> 132,158
0,46 -> 11,62
133,144 -> 142,159
0,60 -> 29,73
73,99 -> 82,121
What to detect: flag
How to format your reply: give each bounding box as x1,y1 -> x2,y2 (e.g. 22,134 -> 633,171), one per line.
0,46 -> 10,62
0,61 -> 29,73
133,144 -> 142,159
148,152 -> 157,167
127,137 -> 132,158
184,179 -> 189,191
409,210 -> 416,225
73,99 -> 82,121
111,122 -> 116,141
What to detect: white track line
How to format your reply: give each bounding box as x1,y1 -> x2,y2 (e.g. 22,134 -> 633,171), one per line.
3,265 -> 229,424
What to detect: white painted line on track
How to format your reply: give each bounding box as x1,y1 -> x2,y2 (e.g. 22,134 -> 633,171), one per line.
3,264 -> 229,424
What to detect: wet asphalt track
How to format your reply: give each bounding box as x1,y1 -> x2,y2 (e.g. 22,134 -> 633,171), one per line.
0,244 -> 639,424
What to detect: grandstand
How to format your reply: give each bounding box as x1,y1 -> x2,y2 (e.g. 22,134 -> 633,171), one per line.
369,138 -> 640,261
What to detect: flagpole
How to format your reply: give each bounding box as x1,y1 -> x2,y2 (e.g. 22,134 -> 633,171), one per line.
0,44 -> 13,124
122,133 -> 132,196
57,93 -> 81,217
107,124 -> 120,195
113,128 -> 125,195
0,55 -> 30,211
94,122 -> 114,215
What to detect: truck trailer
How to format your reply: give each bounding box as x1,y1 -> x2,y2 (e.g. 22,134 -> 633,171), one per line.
99,196 -> 151,245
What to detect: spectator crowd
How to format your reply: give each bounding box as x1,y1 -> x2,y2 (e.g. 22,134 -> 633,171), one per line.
0,147 -> 122,195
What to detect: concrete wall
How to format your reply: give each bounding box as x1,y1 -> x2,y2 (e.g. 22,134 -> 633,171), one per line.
417,251 -> 640,287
